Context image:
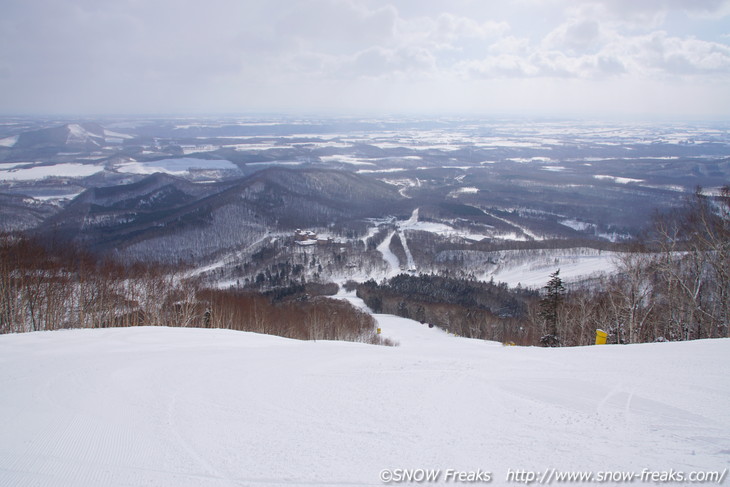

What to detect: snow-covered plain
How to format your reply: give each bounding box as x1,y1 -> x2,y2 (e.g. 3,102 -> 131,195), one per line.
0,317 -> 728,487
115,158 -> 239,175
0,163 -> 105,181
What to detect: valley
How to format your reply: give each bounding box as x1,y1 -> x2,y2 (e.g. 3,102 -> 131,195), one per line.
1,117 -> 728,282
1,117 -> 729,346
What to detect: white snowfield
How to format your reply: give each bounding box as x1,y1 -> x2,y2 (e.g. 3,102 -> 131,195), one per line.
115,157 -> 239,175
0,318 -> 728,487
487,249 -> 619,289
0,162 -> 105,181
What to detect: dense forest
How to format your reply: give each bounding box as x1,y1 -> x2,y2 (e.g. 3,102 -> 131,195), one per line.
356,274 -> 537,343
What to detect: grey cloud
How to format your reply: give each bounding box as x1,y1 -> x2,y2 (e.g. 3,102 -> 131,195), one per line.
278,0 -> 398,52
543,19 -> 603,53
0,0 -> 728,117
595,55 -> 627,74
625,31 -> 730,74
428,13 -> 508,44
460,55 -> 536,79
602,0 -> 729,16
277,5 -> 508,80
340,45 -> 436,78
565,0 -> 730,28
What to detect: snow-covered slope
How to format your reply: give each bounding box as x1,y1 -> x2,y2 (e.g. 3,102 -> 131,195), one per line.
0,135 -> 18,147
65,123 -> 103,147
0,321 -> 728,486
487,248 -> 619,288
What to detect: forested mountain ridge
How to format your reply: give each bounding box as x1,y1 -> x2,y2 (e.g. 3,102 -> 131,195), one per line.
39,167 -> 406,257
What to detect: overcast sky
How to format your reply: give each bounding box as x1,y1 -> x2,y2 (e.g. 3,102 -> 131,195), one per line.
1,0 -> 729,119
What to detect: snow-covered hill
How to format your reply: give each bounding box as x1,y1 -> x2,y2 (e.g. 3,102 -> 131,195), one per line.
0,315 -> 727,486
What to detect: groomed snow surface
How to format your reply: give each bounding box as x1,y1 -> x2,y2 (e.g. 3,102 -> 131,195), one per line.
1,311 -> 728,487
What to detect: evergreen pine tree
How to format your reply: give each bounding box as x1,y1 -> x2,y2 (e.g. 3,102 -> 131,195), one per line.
539,269 -> 564,347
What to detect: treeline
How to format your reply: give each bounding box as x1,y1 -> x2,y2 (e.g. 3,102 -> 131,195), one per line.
198,287 -> 384,342
543,187 -> 730,346
357,274 -> 538,344
0,234 -> 388,344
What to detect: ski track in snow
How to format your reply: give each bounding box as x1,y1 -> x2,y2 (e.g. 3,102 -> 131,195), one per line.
376,230 -> 401,277
482,210 -> 543,241
375,209 -> 425,275
399,231 -> 416,270
186,234 -> 282,280
398,209 -> 418,270
0,318 -> 728,487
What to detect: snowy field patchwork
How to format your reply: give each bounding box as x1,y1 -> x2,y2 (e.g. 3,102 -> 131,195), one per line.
0,318 -> 728,487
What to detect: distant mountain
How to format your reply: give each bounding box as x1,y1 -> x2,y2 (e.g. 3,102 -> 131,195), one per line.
13,123 -> 107,151
41,173 -> 224,249
230,166 -> 404,226
0,123 -> 136,161
39,168 -> 406,260
0,193 -> 59,231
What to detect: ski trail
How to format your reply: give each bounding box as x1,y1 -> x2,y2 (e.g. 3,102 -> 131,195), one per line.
185,234 -> 280,278
397,209 -> 417,271
1,327 -> 728,486
398,230 -> 416,270
483,210 -> 542,240
376,231 -> 400,276
404,208 -> 419,225
166,393 -> 236,486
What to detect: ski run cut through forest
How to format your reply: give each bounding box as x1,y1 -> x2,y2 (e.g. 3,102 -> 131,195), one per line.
0,306 -> 728,487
